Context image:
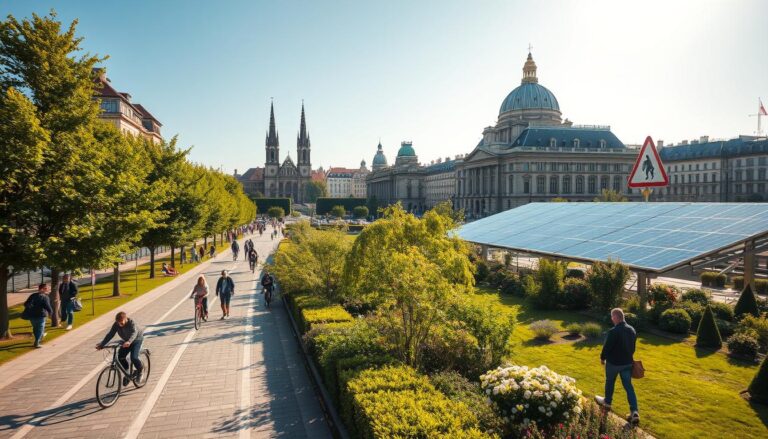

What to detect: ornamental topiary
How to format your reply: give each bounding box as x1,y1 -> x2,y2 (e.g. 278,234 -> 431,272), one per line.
709,301 -> 735,322
659,308 -> 692,334
480,364 -> 583,432
748,355 -> 768,404
696,305 -> 722,349
734,284 -> 761,320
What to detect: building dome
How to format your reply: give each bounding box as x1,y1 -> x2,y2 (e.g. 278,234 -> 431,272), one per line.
372,142 -> 388,167
499,52 -> 560,114
397,141 -> 416,157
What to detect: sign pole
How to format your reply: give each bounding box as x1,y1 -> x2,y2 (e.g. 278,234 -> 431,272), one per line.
90,269 -> 96,315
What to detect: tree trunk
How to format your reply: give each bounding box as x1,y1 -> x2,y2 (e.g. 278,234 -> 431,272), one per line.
112,263 -> 120,297
0,265 -> 12,339
50,269 -> 61,327
171,246 -> 176,268
213,234 -> 217,247
149,247 -> 156,279
180,245 -> 185,268
204,236 -> 208,247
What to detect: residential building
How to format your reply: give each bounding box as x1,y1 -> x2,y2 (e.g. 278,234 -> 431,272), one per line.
93,69 -> 162,143
424,158 -> 457,209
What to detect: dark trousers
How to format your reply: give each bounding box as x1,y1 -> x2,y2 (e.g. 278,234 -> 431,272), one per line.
118,338 -> 144,373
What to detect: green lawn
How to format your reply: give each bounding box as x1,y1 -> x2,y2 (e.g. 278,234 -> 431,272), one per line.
0,247 -> 226,365
471,290 -> 768,438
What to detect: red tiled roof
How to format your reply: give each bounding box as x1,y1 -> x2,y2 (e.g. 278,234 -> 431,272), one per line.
93,73 -> 122,98
327,167 -> 358,174
241,167 -> 264,181
311,170 -> 326,182
133,104 -> 162,126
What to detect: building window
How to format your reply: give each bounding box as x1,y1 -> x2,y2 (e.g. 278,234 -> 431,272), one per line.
760,169 -> 766,180
573,138 -> 580,148
747,183 -> 754,194
759,183 -> 766,193
600,163 -> 609,172
575,176 -> 584,194
549,176 -> 558,194
537,175 -> 546,193
599,140 -> 607,148
736,184 -> 742,194
549,138 -> 557,147
736,170 -> 743,181
747,158 -> 755,167
550,162 -> 558,172
588,163 -> 597,172
613,164 -> 622,172
695,174 -> 700,183
688,174 -> 692,183
562,175 -> 572,193
704,163 -> 708,170
747,169 -> 754,180
696,164 -> 700,171
600,176 -> 609,191
703,174 -> 708,183
737,159 -> 742,167
508,175 -> 514,194
612,175 -> 621,192
523,179 -> 530,194
576,163 -> 585,172
588,176 -> 597,194
100,99 -> 119,113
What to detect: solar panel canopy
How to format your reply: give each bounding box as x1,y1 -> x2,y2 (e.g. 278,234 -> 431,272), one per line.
457,203 -> 768,272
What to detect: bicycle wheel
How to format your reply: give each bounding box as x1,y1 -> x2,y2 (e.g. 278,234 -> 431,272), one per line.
133,350 -> 151,388
96,366 -> 122,408
194,306 -> 201,330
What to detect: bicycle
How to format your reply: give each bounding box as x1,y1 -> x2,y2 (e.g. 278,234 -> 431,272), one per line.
249,259 -> 258,273
96,342 -> 151,408
193,296 -> 207,330
264,285 -> 273,309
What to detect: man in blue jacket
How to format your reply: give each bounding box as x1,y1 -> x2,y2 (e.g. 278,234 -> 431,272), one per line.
595,308 -> 639,425
58,274 -> 78,330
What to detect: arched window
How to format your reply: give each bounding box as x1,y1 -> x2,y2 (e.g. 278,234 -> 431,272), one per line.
549,175 -> 558,194
612,175 -> 622,192
573,138 -> 580,148
575,176 -> 584,194
600,176 -> 609,191
588,176 -> 597,194
599,139 -> 607,149
549,138 -> 557,147
562,175 -> 572,194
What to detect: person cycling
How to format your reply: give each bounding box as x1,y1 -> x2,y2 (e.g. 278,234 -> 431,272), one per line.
261,270 -> 275,304
95,311 -> 145,386
231,240 -> 240,261
190,275 -> 209,321
248,248 -> 259,273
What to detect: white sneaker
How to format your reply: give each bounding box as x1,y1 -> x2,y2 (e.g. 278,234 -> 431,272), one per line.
594,395 -> 611,410
65,325 -> 72,330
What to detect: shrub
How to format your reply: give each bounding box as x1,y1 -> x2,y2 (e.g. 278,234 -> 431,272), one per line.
562,278 -> 591,310
352,205 -> 368,219
431,371 -> 506,436
727,332 -> 760,360
623,295 -> 642,314
301,305 -> 354,331
735,284 -> 761,320
696,305 -> 723,349
487,268 -> 507,289
419,325 -> 481,377
748,355 -> 768,404
528,259 -> 566,310
756,279 -> 768,295
267,206 -> 285,219
659,308 -> 693,334
676,300 -> 705,330
623,312 -> 644,331
500,272 -> 524,296
565,267 -> 586,279
709,301 -> 735,322
581,322 -> 603,339
682,289 -> 710,306
330,205 -> 346,218
649,283 -> 679,306
480,364 -> 583,432
565,323 -> 582,336
587,260 -> 630,311
448,298 -> 516,372
737,315 -> 768,352
530,319 -> 559,340
733,276 -> 745,290
522,273 -> 539,298
475,260 -> 490,283
716,318 -> 736,338
524,401 -> 636,439
700,271 -> 726,288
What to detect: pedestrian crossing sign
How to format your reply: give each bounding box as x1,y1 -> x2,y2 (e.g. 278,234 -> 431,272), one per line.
628,136 -> 669,188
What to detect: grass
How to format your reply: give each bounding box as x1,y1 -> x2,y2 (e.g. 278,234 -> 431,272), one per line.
470,289 -> 768,438
0,245 -> 229,366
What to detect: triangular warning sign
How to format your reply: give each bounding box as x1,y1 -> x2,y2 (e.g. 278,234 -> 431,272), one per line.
628,136 -> 669,188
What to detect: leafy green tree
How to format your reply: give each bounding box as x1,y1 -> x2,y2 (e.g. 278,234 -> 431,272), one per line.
529,258 -> 566,309
267,206 -> 285,219
429,200 -> 464,225
352,206 -> 369,219
587,260 -> 630,311
594,189 -> 628,202
330,205 -> 346,218
0,87 -> 49,338
734,284 -> 760,320
304,181 -> 328,203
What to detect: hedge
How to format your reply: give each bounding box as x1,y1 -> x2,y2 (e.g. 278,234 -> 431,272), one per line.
700,271 -> 727,288
252,197 -> 291,214
301,306 -> 355,331
732,277 -> 768,295
316,197 -> 367,215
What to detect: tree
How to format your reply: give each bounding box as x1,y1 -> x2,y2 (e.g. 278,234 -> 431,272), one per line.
594,189 -> 628,202
696,305 -> 722,349
352,205 -> 369,219
551,197 -> 569,202
0,87 -> 49,338
587,260 -> 630,311
529,258 -> 566,309
304,180 -> 328,203
748,355 -> 768,404
734,284 -> 760,320
330,205 -> 346,219
429,200 -> 464,225
267,206 -> 285,219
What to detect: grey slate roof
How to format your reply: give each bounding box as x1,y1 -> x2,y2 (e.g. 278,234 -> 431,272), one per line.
513,126 -> 625,149
659,137 -> 768,162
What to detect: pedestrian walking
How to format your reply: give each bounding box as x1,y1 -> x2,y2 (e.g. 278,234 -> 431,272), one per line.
23,283 -> 53,348
199,245 -> 205,261
215,270 -> 235,319
209,244 -> 216,259
181,248 -> 187,264
58,274 -> 78,330
595,308 -> 640,426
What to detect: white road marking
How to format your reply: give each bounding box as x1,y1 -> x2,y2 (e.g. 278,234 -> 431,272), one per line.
239,273 -> 258,439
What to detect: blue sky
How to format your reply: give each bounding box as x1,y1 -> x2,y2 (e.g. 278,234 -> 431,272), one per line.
2,0 -> 767,173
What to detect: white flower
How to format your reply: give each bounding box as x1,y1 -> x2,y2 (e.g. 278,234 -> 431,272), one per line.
550,401 -> 557,408
539,406 -> 546,413
524,390 -> 532,399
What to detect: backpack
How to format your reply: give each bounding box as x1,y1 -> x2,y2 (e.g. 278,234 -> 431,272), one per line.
21,294 -> 37,320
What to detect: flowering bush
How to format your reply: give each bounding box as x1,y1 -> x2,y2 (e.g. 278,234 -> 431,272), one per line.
530,320 -> 559,340
480,365 -> 583,432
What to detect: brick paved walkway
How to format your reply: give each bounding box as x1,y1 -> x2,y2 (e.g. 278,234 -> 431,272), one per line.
0,232 -> 330,438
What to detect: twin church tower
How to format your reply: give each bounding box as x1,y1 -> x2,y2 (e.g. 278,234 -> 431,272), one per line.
263,102 -> 312,203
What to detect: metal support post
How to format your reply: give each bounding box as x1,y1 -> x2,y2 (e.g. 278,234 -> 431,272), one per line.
743,240 -> 756,291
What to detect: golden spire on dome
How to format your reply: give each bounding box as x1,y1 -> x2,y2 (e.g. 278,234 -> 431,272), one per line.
522,47 -> 538,84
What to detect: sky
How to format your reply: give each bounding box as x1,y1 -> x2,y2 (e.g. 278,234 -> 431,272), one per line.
2,0 -> 767,173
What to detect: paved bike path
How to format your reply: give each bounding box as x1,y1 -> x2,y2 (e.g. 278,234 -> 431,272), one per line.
0,233 -> 330,439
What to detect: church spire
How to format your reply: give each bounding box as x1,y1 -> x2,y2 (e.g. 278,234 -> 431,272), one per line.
297,102 -> 310,148
521,51 -> 538,84
266,101 -> 279,147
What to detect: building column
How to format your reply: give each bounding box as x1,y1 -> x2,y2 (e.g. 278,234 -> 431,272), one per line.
637,271 -> 649,310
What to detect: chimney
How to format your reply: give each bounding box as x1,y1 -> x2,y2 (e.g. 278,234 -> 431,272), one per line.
445,157 -> 450,162
700,135 -> 709,143
657,140 -> 664,148
681,140 -> 688,145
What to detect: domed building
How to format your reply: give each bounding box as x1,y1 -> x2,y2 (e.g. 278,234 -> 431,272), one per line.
454,51 -> 639,217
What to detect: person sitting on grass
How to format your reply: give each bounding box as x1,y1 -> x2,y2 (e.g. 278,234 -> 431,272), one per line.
161,262 -> 178,276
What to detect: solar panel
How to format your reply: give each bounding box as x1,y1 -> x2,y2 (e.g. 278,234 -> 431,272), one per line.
457,202 -> 768,272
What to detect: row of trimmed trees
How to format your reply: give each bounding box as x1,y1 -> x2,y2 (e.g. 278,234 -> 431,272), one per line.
0,12 -> 255,337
